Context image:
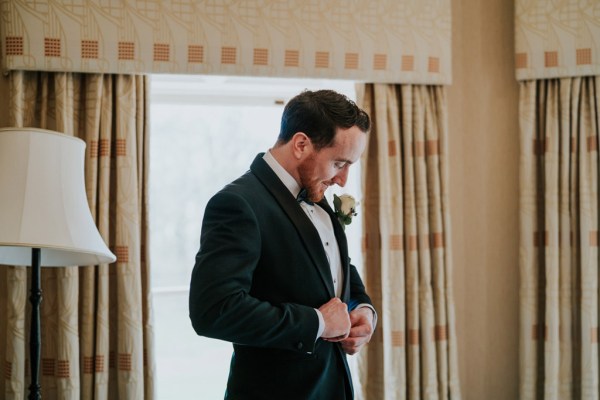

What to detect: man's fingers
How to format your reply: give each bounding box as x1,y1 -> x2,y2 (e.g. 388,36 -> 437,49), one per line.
349,323 -> 372,338
348,313 -> 365,328
340,338 -> 364,355
323,333 -> 349,342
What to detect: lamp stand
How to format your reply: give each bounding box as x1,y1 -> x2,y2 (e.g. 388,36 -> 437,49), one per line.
28,248 -> 42,400
0,128 -> 116,399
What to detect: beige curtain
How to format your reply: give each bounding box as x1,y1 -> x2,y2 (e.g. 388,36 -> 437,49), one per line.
519,77 -> 600,399
0,71 -> 154,399
356,83 -> 461,399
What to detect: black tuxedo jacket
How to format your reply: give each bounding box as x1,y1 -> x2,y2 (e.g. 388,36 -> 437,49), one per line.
189,154 -> 373,399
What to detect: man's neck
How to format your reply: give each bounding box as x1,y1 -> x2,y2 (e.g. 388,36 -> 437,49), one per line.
269,146 -> 301,185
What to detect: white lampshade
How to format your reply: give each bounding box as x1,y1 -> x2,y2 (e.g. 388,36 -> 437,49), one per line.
0,127 -> 116,266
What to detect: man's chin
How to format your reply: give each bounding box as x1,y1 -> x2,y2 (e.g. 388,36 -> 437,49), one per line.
308,188 -> 327,203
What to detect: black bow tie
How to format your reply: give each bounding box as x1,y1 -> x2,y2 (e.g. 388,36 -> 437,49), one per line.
296,188 -> 314,205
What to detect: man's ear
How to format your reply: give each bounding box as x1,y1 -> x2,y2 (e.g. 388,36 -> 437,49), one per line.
291,132 -> 312,159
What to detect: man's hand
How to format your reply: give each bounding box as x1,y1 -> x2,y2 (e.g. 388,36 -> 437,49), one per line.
338,308 -> 374,355
318,298 -> 351,341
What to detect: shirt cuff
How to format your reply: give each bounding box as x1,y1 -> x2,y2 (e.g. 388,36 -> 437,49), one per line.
314,308 -> 325,340
354,303 -> 378,330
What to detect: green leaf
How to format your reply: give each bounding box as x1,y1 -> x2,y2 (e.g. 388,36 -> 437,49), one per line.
333,194 -> 341,212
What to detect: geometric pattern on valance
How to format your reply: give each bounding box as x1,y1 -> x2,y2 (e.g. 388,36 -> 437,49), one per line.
0,0 -> 452,84
515,0 -> 600,80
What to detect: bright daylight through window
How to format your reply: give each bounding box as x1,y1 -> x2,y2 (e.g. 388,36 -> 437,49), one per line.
149,75 -> 364,399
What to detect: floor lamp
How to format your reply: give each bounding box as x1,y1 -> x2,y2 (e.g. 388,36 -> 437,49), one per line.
0,128 -> 116,400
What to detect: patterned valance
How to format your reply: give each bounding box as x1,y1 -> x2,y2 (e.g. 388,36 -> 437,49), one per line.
515,0 -> 600,81
0,0 -> 451,84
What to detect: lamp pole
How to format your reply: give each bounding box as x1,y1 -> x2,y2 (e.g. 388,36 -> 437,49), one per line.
28,248 -> 42,400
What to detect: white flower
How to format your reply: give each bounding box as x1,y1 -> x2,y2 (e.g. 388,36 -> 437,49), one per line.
338,194 -> 356,216
333,194 -> 358,230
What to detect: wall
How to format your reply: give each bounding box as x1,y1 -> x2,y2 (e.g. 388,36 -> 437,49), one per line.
448,0 -> 520,398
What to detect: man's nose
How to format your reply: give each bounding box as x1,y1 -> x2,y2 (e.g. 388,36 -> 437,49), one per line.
332,166 -> 349,187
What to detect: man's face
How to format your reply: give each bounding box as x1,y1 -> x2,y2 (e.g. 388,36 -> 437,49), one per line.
298,126 -> 367,203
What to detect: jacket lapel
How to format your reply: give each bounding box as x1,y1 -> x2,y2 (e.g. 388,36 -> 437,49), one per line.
250,154 -> 335,298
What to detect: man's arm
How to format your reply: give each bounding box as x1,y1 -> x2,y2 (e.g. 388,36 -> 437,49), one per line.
339,263 -> 376,354
189,191 -> 318,351
189,191 -> 350,352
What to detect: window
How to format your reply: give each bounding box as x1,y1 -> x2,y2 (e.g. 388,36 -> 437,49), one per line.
149,75 -> 364,398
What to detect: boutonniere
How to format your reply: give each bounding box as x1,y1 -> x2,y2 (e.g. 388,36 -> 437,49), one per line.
333,194 -> 358,230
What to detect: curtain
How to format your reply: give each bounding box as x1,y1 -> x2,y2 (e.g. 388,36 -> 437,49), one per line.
0,71 -> 154,399
356,83 -> 461,399
519,77 -> 600,399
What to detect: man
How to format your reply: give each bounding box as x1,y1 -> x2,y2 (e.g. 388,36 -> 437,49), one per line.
189,89 -> 376,399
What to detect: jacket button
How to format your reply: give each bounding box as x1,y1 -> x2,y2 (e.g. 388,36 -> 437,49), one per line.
296,342 -> 303,350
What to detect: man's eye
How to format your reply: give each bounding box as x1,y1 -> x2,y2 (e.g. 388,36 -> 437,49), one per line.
334,162 -> 345,169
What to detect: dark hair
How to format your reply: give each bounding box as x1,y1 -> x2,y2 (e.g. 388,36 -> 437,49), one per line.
277,89 -> 370,150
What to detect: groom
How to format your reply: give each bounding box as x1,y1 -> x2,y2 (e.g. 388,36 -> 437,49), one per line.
189,89 -> 376,399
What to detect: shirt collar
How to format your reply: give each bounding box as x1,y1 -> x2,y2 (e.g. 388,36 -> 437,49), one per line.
262,150 -> 302,198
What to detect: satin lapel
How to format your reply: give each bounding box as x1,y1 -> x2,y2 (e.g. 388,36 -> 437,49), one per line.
250,154 -> 335,298
317,199 -> 351,303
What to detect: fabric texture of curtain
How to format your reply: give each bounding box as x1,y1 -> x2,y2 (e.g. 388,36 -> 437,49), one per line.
519,76 -> 600,399
356,83 -> 461,399
0,71 -> 154,399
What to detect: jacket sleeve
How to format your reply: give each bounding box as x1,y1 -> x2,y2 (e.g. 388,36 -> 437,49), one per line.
189,190 -> 319,353
347,263 -> 373,311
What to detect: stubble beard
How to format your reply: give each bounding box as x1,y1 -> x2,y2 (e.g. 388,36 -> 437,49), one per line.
298,154 -> 327,203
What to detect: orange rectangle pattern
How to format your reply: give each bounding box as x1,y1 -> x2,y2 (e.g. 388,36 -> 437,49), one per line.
253,48 -> 268,65
118,353 -> 132,371
576,48 -> 592,65
81,40 -> 99,59
390,234 -> 403,250
118,42 -> 134,60
391,330 -> 404,346
373,54 -> 387,70
153,43 -> 170,62
6,36 -> 23,55
57,360 -> 70,378
544,51 -> 558,67
284,50 -> 299,67
188,45 -> 203,63
315,51 -> 329,68
221,47 -> 237,64
401,55 -> 414,71
515,52 -> 527,68
44,38 -> 61,57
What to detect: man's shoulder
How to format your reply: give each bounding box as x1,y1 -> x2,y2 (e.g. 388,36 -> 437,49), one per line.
209,154 -> 286,207
222,169 -> 261,195
208,170 -> 268,208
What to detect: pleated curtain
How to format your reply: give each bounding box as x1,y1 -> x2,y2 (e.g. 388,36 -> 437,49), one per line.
356,83 -> 461,399
0,71 -> 154,399
519,76 -> 600,399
